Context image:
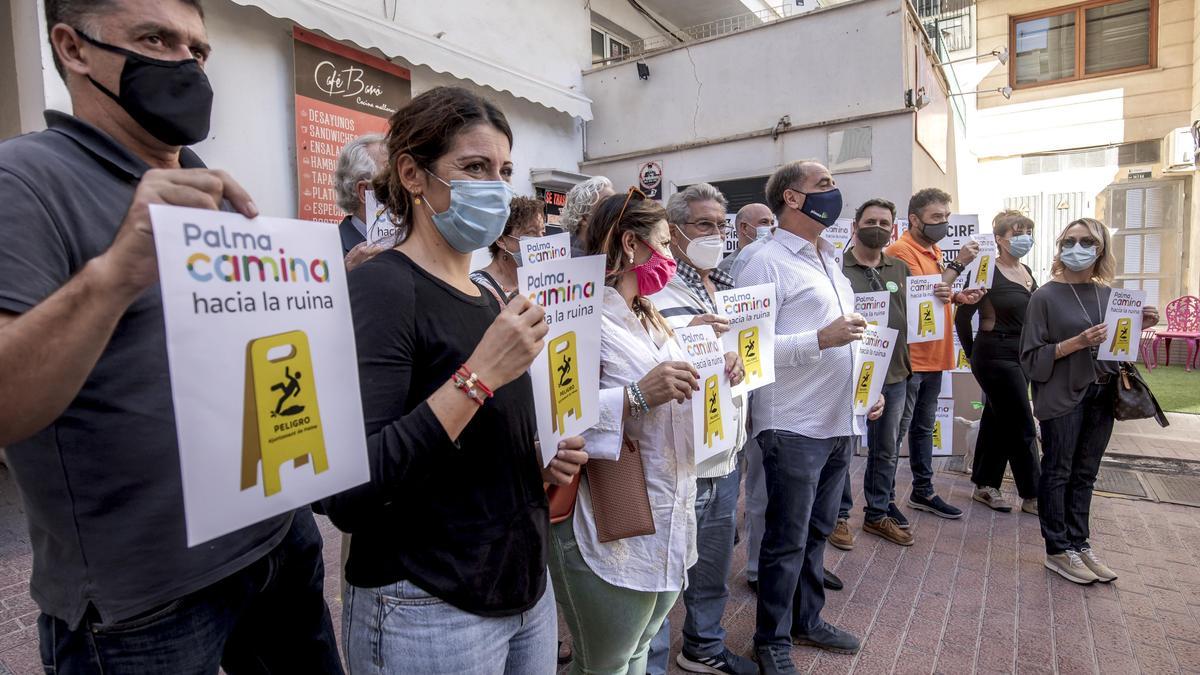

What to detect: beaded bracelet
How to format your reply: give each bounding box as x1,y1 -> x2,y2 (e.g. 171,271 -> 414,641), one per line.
626,386 -> 641,421
629,382 -> 651,416
452,364 -> 493,406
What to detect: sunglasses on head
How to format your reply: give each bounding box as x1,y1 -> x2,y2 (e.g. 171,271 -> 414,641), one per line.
616,186 -> 647,224
1060,236 -> 1098,249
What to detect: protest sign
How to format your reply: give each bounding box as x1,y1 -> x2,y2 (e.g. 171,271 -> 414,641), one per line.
715,283 -> 776,396
363,190 -> 401,248
821,218 -> 853,267
1098,288 -> 1146,362
519,232 -> 572,268
936,214 -> 978,267
676,326 -> 738,465
932,398 -> 954,456
906,274 -> 945,343
963,234 -> 997,289
854,325 -> 898,416
151,205 -> 369,546
952,307 -> 978,373
518,254 -> 605,464
855,291 -> 890,326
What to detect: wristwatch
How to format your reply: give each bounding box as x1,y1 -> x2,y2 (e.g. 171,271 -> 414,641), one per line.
946,260 -> 965,274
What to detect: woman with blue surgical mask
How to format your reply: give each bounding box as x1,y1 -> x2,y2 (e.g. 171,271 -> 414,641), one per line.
471,196 -> 546,304
1019,218 -> 1158,586
320,86 -> 588,674
955,211 -> 1042,516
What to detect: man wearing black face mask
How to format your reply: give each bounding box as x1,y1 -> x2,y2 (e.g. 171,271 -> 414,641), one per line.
886,188 -> 982,521
834,199 -> 915,550
0,1 -> 343,672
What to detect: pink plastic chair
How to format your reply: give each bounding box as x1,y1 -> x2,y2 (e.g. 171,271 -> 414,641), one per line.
1140,328 -> 1158,370
1152,296 -> 1200,372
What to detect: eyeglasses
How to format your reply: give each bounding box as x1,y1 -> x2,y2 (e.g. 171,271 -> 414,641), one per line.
865,266 -> 884,292
1061,236 -> 1098,248
685,220 -> 725,236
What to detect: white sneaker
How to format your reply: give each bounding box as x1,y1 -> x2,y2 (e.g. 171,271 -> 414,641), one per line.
972,486 -> 1012,512
1078,547 -> 1118,582
1045,550 -> 1100,585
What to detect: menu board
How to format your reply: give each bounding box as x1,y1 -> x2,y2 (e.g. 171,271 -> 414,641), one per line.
293,27 -> 411,222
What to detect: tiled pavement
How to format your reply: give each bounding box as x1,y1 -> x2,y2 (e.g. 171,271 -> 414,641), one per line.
1,458 -> 1199,674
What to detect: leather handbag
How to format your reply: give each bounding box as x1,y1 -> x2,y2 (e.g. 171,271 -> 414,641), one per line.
546,474 -> 581,525
585,436 -> 656,543
1114,362 -> 1169,428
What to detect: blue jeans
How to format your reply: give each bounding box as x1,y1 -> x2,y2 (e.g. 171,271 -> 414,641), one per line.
37,510 -> 341,675
343,578 -> 556,674
647,464 -> 742,672
864,380 -> 908,522
754,431 -> 850,647
744,437 -> 767,583
1038,382 -> 1116,555
899,371 -> 943,498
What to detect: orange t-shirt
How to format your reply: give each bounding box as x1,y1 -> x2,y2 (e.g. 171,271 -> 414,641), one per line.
887,231 -> 954,372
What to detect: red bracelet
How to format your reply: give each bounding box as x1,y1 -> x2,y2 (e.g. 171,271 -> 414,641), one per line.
452,364 -> 493,405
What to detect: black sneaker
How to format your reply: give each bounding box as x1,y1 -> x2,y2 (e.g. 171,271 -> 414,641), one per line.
823,568 -> 843,591
747,578 -> 758,594
907,493 -> 962,519
791,621 -> 862,654
753,644 -> 797,674
887,502 -> 910,529
677,647 -> 758,675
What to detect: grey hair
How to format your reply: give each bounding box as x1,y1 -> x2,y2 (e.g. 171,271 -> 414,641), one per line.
334,133 -> 386,214
666,182 -> 728,226
765,159 -> 820,216
560,176 -> 614,234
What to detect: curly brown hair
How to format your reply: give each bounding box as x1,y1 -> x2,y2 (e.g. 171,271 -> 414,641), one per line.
489,196 -> 544,257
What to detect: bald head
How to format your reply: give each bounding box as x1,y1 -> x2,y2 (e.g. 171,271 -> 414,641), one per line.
735,203 -> 773,249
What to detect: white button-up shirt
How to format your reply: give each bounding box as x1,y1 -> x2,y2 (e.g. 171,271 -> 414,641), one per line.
575,287 -> 697,593
738,228 -> 861,440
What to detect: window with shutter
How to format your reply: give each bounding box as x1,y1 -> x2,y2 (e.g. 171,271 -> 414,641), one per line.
1106,180 -> 1183,309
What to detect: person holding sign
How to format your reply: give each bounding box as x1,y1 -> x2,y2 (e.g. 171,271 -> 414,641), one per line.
320,87 -> 588,672
835,198 -> 915,548
646,184 -> 755,675
470,196 -> 546,303
740,161 -> 883,670
1020,218 -> 1159,585
549,189 -> 724,674
955,211 -> 1040,515
887,188 -> 982,521
0,2 -> 344,671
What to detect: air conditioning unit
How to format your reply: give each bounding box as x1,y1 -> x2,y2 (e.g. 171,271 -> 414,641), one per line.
1163,126 -> 1196,171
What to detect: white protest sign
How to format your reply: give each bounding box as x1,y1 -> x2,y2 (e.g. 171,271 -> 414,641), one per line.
363,190 -> 401,248
855,291 -> 890,326
715,283 -> 776,396
518,254 -> 605,465
963,234 -> 998,289
932,398 -> 954,456
939,373 -> 953,399
853,325 -> 898,416
906,274 -> 945,344
519,232 -> 572,267
676,326 -> 738,465
952,308 -> 978,373
1098,288 -> 1145,362
937,214 -> 978,267
821,218 -> 853,267
150,205 -> 369,546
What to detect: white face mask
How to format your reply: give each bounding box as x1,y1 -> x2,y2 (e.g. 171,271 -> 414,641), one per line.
755,226 -> 773,241
682,233 -> 725,270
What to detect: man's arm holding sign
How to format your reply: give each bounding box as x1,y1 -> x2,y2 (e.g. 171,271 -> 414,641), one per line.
0,169 -> 258,447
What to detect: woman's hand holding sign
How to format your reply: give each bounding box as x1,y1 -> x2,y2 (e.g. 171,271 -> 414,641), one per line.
638,361 -> 701,406
468,295 -> 548,389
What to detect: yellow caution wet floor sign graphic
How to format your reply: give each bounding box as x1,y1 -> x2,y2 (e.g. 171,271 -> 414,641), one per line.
241,330 -> 329,497
549,332 -> 582,433
1109,318 -> 1132,357
703,375 -> 725,448
917,301 -> 937,337
739,327 -> 762,382
854,361 -> 874,410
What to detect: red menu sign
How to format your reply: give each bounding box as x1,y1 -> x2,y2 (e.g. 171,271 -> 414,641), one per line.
293,28 -> 411,222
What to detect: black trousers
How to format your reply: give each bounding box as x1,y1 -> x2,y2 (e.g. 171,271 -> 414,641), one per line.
969,332 -> 1040,498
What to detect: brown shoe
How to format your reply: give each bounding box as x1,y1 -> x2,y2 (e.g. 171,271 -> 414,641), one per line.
863,517 -> 914,546
829,518 -> 855,550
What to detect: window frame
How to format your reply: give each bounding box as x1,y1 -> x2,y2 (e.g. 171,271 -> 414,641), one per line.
590,26 -> 632,64
1009,0 -> 1158,91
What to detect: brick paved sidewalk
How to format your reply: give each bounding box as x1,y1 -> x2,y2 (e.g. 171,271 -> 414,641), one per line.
1,458 -> 1198,674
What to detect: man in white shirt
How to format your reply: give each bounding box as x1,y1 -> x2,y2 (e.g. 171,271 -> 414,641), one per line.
718,202 -> 773,278
740,160 -> 881,673
646,184 -> 755,675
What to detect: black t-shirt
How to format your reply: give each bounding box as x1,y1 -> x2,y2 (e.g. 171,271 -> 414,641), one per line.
320,250 -> 547,616
956,264 -> 1038,357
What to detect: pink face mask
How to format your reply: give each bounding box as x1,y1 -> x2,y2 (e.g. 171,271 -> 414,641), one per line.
632,238 -> 677,296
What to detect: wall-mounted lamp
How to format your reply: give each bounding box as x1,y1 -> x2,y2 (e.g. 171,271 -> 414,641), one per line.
636,61 -> 650,80
935,47 -> 1009,67
905,87 -> 930,110
948,86 -> 1013,100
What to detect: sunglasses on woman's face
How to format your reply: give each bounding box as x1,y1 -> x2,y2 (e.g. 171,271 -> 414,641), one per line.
1061,236 -> 1098,248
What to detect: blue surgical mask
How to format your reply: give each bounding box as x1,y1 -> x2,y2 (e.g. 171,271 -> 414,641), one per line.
1007,234 -> 1034,259
755,226 -> 773,241
796,187 -> 843,228
424,172 -> 514,253
1060,243 -> 1098,272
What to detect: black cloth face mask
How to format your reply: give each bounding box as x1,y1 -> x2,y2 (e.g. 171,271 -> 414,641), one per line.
77,30 -> 213,146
